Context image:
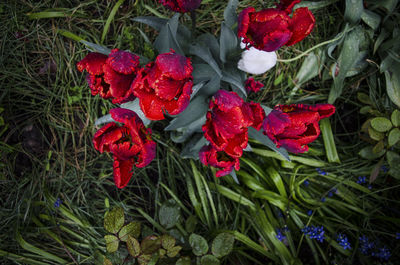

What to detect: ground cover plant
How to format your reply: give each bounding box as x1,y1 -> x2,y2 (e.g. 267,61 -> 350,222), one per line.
1,0 -> 400,264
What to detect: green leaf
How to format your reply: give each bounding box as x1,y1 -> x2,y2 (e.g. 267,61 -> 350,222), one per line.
357,92 -> 373,105
201,255 -> 220,265
320,118 -> 340,163
359,146 -> 385,160
248,127 -> 290,161
370,117 -> 393,132
361,10 -> 381,30
391,109 -> 400,127
197,33 -> 220,62
159,199 -> 181,229
211,233 -> 235,258
293,51 -> 320,85
103,257 -> 113,265
176,257 -> 191,265
221,68 -> 247,97
387,151 -> 400,179
219,22 -> 238,63
167,246 -> 182,258
119,221 -> 141,242
370,158 -> 384,183
372,140 -> 385,154
127,235 -> 141,257
101,0 -> 125,43
141,236 -> 162,255
368,127 -> 385,141
388,128 -> 400,147
104,235 -> 119,253
223,0 -> 239,28
190,45 -> 222,77
189,233 -> 209,256
185,215 -> 198,234
104,207 -> 124,234
161,234 -> 176,250
154,14 -> 183,55
137,254 -> 152,265
181,134 -> 208,159
385,69 -> 400,108
344,0 -> 363,24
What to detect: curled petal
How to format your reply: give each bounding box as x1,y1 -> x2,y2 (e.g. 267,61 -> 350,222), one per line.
159,0 -> 202,13
113,156 -> 135,189
245,77 -> 264,93
199,145 -> 240,177
110,108 -> 140,124
286,7 -> 315,46
164,81 -> 193,115
275,104 -> 336,119
213,90 -> 244,112
263,110 -> 291,145
277,138 -> 309,153
93,122 -> 119,152
248,102 -> 266,130
136,141 -> 156,168
223,131 -> 248,158
238,7 -> 256,43
103,64 -> 135,103
276,0 -> 301,14
156,52 -> 193,80
107,49 -> 140,75
76,52 -> 107,75
86,74 -> 112,98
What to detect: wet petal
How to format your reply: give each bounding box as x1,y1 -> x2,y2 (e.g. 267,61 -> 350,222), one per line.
107,49 -> 140,75
76,52 -> 107,75
156,52 -> 193,80
113,156 -> 134,188
286,7 -> 315,46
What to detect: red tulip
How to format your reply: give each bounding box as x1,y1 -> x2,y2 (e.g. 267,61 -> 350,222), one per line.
238,0 -> 315,52
77,49 -> 140,104
158,0 -> 202,13
263,104 -> 335,153
93,108 -> 156,188
131,50 -> 193,120
199,145 -> 240,177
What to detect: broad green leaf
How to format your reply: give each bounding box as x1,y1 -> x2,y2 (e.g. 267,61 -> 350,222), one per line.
132,16 -> 167,31
154,14 -> 183,55
221,69 -> 247,97
372,140 -> 385,154
344,0 -> 364,24
197,33 -> 220,63
361,10 -> 381,30
137,254 -> 151,265
219,22 -> 238,63
201,255 -> 220,265
378,0 -> 399,12
167,246 -> 182,258
176,257 -> 191,265
159,249 -> 166,258
357,92 -> 373,105
391,109 -> 400,127
211,233 -> 235,258
294,0 -> 340,10
180,134 -> 208,159
161,234 -> 176,250
159,199 -> 181,229
192,64 -> 216,83
119,221 -> 141,241
368,127 -> 384,141
103,257 -> 113,265
127,235 -> 141,257
104,207 -> 124,234
293,50 -> 323,87
189,233 -> 209,256
248,127 -> 290,161
104,235 -> 119,253
359,146 -> 385,160
388,128 -> 400,147
185,215 -> 198,233
190,45 -> 222,77
387,151 -> 400,179
141,236 -> 162,255
223,0 -> 239,28
370,117 -> 393,132
385,69 -> 400,108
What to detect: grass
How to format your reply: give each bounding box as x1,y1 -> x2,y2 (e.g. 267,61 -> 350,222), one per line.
1,0 -> 400,264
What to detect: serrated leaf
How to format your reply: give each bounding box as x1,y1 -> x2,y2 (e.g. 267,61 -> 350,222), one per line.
344,0 -> 364,24
185,215 -> 198,234
119,221 -> 141,241
161,234 -> 176,250
176,257 -> 191,265
138,254 -> 152,265
248,127 -> 290,161
224,0 -> 239,28
359,146 -> 385,160
104,207 -> 124,234
385,69 -> 400,108
167,246 -> 182,258
388,128 -> 400,147
189,234 -> 209,256
371,117 -> 392,132
219,22 -> 238,63
368,126 -> 384,141
127,235 -> 141,257
201,255 -> 220,265
159,199 -> 181,229
104,235 -> 119,253
141,236 -> 162,255
211,233 -> 234,258
387,151 -> 400,179
103,257 -> 113,265
391,109 -> 400,127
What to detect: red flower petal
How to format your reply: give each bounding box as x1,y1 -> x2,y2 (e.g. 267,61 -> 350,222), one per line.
238,7 -> 256,43
248,102 -> 266,130
76,52 -> 107,75
223,131 -> 248,158
136,141 -> 156,168
312,104 -> 336,119
286,7 -> 315,46
103,64 -> 134,102
86,74 -> 112,98
199,145 -> 240,177
164,80 -> 192,115
110,108 -> 139,124
213,90 -> 244,112
138,91 -> 166,121
245,77 -> 264,93
159,0 -> 202,13
107,49 -> 140,75
263,110 -> 291,145
276,0 -> 301,14
93,122 -> 119,152
156,52 -> 193,80
277,138 -> 309,153
113,156 -> 135,188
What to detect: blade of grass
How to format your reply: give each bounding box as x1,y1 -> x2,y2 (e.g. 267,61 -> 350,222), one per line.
101,0 -> 125,44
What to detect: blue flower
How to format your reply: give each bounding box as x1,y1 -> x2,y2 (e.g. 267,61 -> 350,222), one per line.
336,233 -> 351,250
380,165 -> 389,173
316,168 -> 328,176
359,235 -> 374,255
54,198 -> 62,208
307,210 -> 313,216
356,176 -> 367,184
302,225 -> 325,242
321,197 -> 326,202
276,229 -> 286,242
396,233 -> 400,240
303,180 -> 310,187
372,246 -> 391,261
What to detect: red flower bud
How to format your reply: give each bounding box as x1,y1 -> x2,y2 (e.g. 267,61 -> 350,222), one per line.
159,0 -> 202,13
93,108 -> 156,188
132,50 -> 193,120
263,104 -> 335,153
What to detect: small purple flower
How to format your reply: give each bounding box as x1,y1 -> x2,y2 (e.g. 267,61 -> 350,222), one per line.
316,168 -> 328,176
372,246 -> 391,261
303,180 -> 310,187
307,210 -> 313,216
321,197 -> 326,202
54,198 -> 62,208
302,225 -> 325,242
356,176 -> 367,184
276,229 -> 286,242
359,235 -> 374,255
380,165 -> 389,173
336,233 -> 351,250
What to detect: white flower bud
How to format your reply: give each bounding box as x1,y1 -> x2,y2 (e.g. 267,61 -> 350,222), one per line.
237,46 -> 277,75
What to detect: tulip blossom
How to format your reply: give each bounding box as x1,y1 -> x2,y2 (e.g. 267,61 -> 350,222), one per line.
238,0 -> 315,52
199,145 -> 240,178
131,50 -> 193,120
77,49 -> 140,104
200,90 -> 265,176
159,0 -> 202,13
238,46 -> 277,75
93,108 -> 156,188
263,104 -> 335,153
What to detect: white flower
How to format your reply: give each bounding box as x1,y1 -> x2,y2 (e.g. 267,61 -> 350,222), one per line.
237,46 -> 277,75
